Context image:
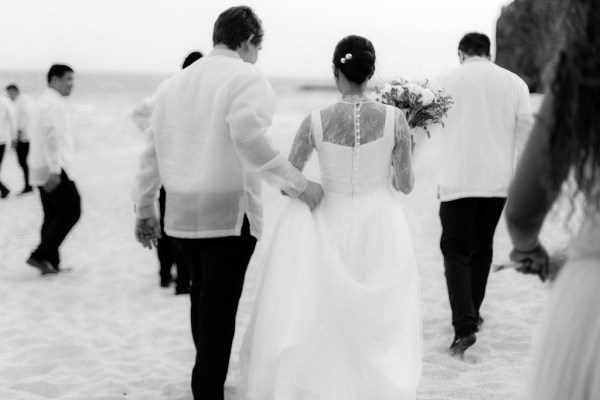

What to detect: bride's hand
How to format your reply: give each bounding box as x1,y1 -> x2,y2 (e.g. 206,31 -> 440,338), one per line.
298,180 -> 324,211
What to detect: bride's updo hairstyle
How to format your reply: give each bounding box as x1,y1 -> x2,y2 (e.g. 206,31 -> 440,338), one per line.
332,35 -> 376,84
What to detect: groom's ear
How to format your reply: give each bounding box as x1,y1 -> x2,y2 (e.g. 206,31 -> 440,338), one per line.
242,34 -> 255,50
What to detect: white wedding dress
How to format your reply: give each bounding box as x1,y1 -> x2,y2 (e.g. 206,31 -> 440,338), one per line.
240,98 -> 422,400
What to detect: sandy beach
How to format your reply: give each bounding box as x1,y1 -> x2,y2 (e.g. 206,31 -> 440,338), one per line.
0,76 -> 567,400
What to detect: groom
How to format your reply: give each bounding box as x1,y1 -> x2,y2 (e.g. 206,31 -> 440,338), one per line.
132,6 -> 323,399
436,33 -> 533,357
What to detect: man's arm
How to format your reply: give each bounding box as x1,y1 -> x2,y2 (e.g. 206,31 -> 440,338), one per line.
41,104 -> 65,192
226,72 -> 310,197
131,125 -> 163,249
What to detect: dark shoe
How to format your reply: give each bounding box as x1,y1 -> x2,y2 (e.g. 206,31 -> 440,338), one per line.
0,189 -> 10,199
160,276 -> 171,288
449,333 -> 477,358
175,285 -> 191,295
26,256 -> 59,275
20,186 -> 34,195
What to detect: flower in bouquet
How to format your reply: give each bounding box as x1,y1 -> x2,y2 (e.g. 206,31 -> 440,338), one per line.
376,77 -> 453,137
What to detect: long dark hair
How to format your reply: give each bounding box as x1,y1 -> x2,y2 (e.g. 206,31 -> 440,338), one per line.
547,0 -> 600,208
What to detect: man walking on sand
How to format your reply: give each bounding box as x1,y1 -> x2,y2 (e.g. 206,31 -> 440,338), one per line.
6,83 -> 35,194
436,32 -> 534,357
132,6 -> 323,399
27,64 -> 81,275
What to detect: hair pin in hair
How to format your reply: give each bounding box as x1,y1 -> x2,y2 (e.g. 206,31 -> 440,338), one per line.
340,53 -> 353,64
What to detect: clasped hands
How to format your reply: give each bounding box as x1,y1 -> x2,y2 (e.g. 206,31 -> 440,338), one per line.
509,242 -> 550,282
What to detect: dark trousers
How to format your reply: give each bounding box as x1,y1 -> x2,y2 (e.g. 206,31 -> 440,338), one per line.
16,141 -> 31,188
157,187 -> 190,287
439,197 -> 506,337
0,144 -> 8,196
173,216 -> 256,400
31,170 -> 81,268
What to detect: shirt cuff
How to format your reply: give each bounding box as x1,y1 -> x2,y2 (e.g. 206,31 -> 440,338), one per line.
136,203 -> 156,219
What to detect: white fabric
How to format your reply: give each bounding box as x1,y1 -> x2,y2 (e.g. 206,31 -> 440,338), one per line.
529,213 -> 600,400
240,105 -> 422,399
28,88 -> 74,185
0,96 -> 17,145
131,93 -> 156,132
288,99 -> 414,194
132,48 -> 308,239
13,93 -> 34,142
436,57 -> 534,201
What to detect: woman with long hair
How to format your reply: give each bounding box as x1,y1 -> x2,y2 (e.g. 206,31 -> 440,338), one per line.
505,0 -> 600,398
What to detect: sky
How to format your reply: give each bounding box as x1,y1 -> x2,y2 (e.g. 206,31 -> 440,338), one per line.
0,0 -> 512,80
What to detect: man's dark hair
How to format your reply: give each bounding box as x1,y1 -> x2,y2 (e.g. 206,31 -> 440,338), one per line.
47,64 -> 74,84
212,6 -> 263,50
458,32 -> 491,57
5,83 -> 19,92
182,51 -> 204,69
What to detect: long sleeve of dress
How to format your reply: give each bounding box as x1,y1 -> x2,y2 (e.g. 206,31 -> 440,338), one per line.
228,72 -> 307,197
391,109 -> 414,194
287,114 -> 314,171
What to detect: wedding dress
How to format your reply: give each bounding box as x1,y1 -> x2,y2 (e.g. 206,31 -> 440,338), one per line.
529,208 -> 600,399
239,98 -> 422,400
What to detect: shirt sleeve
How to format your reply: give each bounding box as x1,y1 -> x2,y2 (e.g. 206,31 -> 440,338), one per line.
227,71 -> 307,196
514,80 -> 534,155
287,114 -> 314,171
132,125 -> 162,219
41,104 -> 65,175
391,109 -> 414,194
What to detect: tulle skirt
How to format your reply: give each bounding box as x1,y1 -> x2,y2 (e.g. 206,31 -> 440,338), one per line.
239,187 -> 422,400
529,256 -> 600,400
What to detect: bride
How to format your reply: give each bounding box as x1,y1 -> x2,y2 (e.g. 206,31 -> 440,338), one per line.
240,35 -> 422,399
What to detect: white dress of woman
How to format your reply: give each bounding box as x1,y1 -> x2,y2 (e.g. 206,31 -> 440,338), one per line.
240,95 -> 423,400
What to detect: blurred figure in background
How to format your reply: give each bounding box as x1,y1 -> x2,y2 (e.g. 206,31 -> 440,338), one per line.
0,93 -> 17,199
27,64 -> 81,275
505,0 -> 600,398
132,51 -> 203,295
6,83 -> 35,195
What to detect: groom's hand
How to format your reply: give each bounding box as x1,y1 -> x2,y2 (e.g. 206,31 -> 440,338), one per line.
298,180 -> 324,212
135,216 -> 162,249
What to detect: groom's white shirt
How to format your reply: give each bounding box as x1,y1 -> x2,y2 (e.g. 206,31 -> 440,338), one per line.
133,48 -> 307,239
436,57 -> 534,201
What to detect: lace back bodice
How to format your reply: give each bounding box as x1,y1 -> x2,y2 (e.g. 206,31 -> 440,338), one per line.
288,98 -> 414,195
312,104 -> 394,195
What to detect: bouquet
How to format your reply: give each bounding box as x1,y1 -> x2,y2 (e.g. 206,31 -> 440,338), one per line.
375,76 -> 453,137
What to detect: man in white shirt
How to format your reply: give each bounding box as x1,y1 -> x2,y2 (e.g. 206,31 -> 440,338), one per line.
0,95 -> 17,198
132,6 -> 323,399
6,83 -> 35,194
27,65 -> 81,275
436,33 -> 534,357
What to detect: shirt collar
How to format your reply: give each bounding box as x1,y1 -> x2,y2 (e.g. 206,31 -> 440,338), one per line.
208,48 -> 241,59
46,87 -> 63,98
463,56 -> 491,64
